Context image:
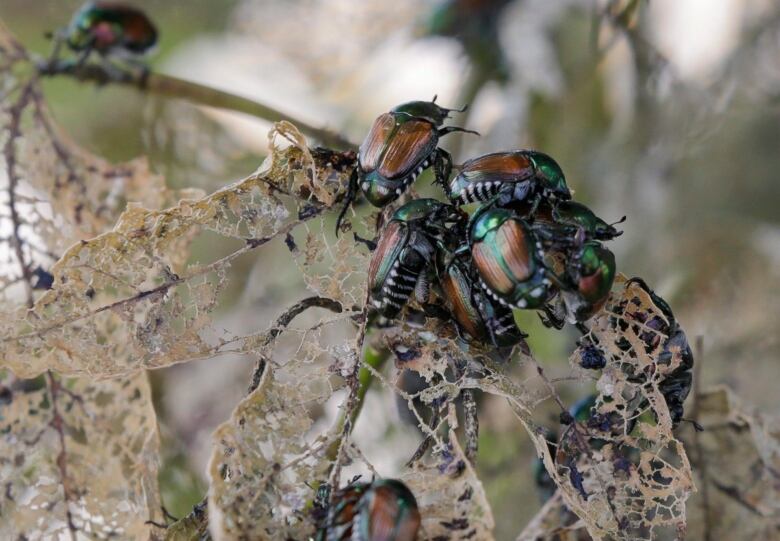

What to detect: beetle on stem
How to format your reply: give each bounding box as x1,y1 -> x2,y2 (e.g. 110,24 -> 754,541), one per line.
336,98 -> 477,234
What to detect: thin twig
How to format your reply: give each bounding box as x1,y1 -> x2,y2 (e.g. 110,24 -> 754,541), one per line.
247,296 -> 343,393
36,60 -> 356,150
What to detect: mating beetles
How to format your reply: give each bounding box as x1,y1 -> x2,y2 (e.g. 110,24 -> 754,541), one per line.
448,150 -> 571,208
65,2 -> 157,58
315,478 -> 421,541
467,207 -> 555,310
368,199 -> 462,318
438,257 -> 526,348
336,98 -> 475,233
560,241 -> 616,323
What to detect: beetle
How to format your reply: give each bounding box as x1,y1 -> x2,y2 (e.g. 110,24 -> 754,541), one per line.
624,278 -> 695,427
368,199 -> 464,318
551,201 -> 624,241
466,206 -> 557,310
447,150 -> 571,209
315,478 -> 421,541
63,2 -> 157,62
560,241 -> 617,324
336,98 -> 476,233
437,256 -> 527,348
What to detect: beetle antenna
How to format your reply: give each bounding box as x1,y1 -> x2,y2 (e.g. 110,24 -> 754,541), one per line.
609,216 -> 627,226
431,94 -> 438,103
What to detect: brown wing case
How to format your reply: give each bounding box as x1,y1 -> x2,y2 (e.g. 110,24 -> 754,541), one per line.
366,485 -> 420,541
496,220 -> 532,281
360,113 -> 396,172
378,120 -> 436,179
462,152 -> 534,182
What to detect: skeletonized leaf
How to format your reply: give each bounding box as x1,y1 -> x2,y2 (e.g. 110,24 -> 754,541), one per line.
532,277 -> 695,540
0,371 -> 162,539
403,431 -> 495,540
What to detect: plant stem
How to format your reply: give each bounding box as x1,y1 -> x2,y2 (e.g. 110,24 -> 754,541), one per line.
36,60 -> 356,150
325,344 -> 389,463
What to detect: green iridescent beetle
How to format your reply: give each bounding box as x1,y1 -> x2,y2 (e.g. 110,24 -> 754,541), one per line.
315,478 -> 421,541
467,206 -> 556,310
336,98 -> 476,234
64,2 -> 158,59
560,241 -> 617,323
368,199 -> 464,318
447,150 -> 571,209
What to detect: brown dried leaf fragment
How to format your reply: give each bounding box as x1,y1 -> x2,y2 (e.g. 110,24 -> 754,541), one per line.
0,371 -> 162,540
1,126 -> 350,378
682,386 -> 780,540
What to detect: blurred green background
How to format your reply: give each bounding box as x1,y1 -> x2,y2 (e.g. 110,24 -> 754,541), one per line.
2,0 -> 778,538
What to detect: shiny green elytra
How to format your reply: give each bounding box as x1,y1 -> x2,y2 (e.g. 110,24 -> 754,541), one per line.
562,241 -> 616,322
448,150 -> 571,206
552,201 -> 622,240
336,99 -> 475,234
368,199 -> 460,318
66,2 -> 157,55
468,207 -> 554,310
316,478 -> 421,541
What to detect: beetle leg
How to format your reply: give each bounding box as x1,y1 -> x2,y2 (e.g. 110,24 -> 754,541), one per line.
539,300 -> 566,330
335,168 -> 359,236
74,44 -> 94,69
433,149 -> 453,190
352,232 -> 377,251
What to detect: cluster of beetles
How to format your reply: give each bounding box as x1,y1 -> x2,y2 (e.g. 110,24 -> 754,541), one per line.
48,4 -> 695,539
340,99 -> 623,351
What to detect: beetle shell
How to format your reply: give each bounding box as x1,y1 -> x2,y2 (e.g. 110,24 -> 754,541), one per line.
67,2 -> 157,54
368,221 -> 434,318
317,479 -> 420,541
469,208 -> 552,310
358,113 -> 438,207
564,242 -> 616,322
439,260 -> 523,347
355,479 -> 421,541
318,484 -> 366,541
448,150 -> 571,205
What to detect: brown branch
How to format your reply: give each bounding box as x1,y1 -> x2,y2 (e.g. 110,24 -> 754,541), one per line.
247,296 -> 343,393
36,60 -> 356,150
